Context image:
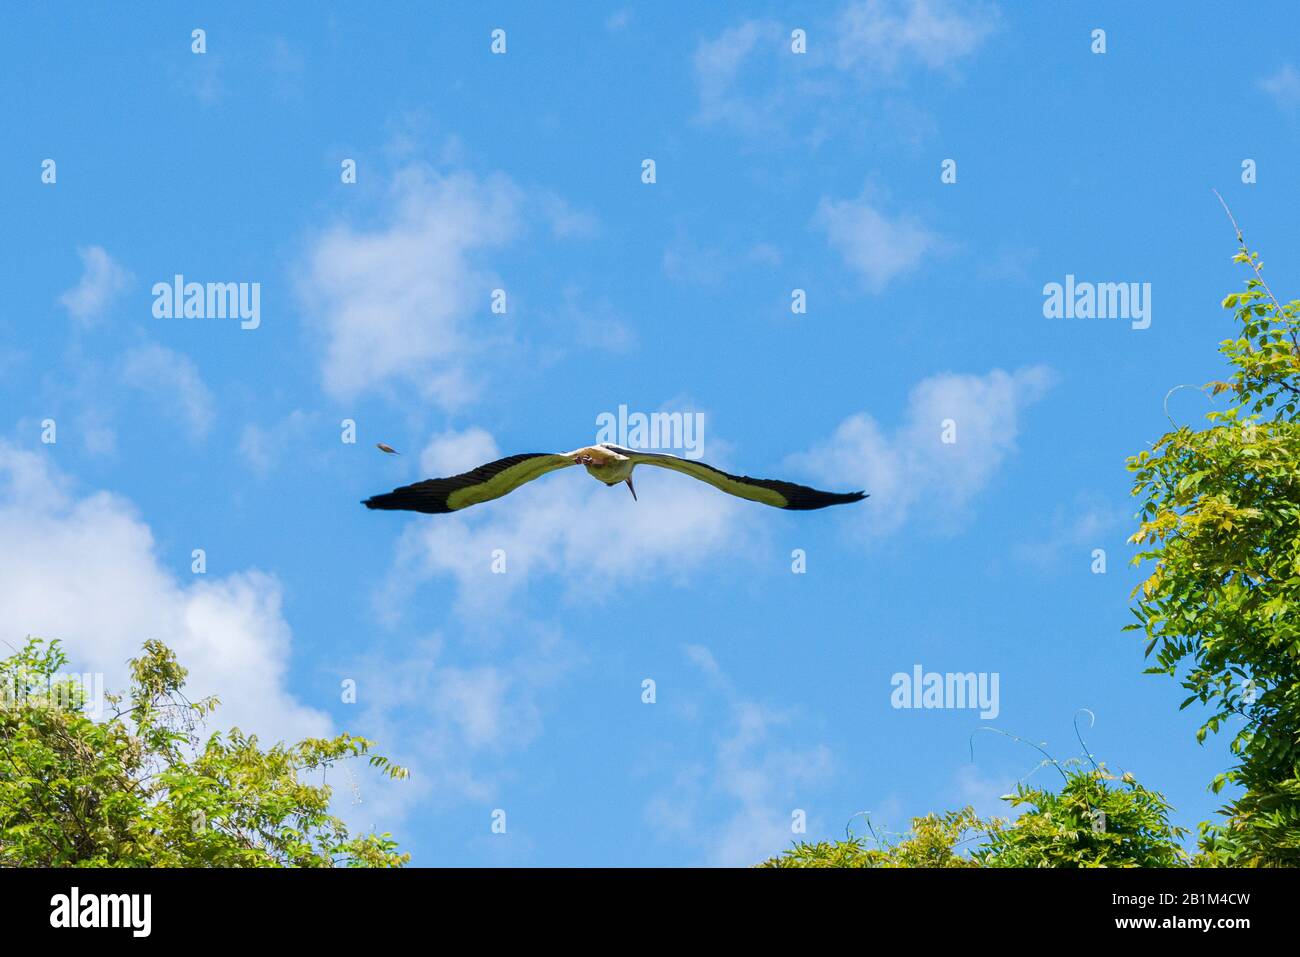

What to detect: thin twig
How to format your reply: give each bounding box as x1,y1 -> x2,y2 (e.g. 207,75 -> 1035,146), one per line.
1212,189 -> 1285,315
1162,383 -> 1215,429
969,727 -> 1070,784
1072,708 -> 1101,773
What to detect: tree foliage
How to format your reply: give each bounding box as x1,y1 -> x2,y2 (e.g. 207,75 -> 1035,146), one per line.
1127,219 -> 1300,866
973,767 -> 1188,868
761,767 -> 1187,868
0,636 -> 408,867
761,808 -> 992,868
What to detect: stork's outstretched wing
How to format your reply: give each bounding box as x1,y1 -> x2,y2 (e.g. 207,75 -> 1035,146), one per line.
602,444 -> 866,510
363,453 -> 574,514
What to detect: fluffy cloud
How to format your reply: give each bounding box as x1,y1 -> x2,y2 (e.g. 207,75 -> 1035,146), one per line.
951,763 -> 1017,821
239,410 -> 314,478
120,343 -> 216,440
662,235 -> 731,287
645,645 -> 834,866
693,19 -> 786,133
58,246 -> 131,326
693,2 -> 998,136
538,192 -> 601,240
419,426 -> 499,478
1259,64 -> 1300,110
337,629 -> 574,819
0,442 -> 328,744
833,0 -> 999,74
296,164 -> 523,403
1012,493 -> 1128,569
815,191 -> 942,291
799,366 -> 1054,536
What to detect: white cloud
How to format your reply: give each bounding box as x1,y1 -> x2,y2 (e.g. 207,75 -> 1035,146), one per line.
433,665 -> 515,748
79,415 -> 118,457
337,629 -> 575,820
297,164 -> 523,403
645,645 -> 834,866
0,337 -> 26,381
748,243 -> 784,268
538,193 -> 600,240
815,191 -> 942,291
663,236 -> 730,287
693,2 -> 998,136
799,366 -> 1054,537
419,426 -> 499,478
0,442 -> 329,744
1012,494 -> 1127,568
662,236 -> 785,290
190,53 -> 222,104
693,19 -> 785,133
834,0 -> 998,74
58,246 -> 131,326
120,343 -> 216,440
1259,64 -> 1300,110
551,286 -> 638,354
952,763 -> 1016,821
239,410 -> 314,478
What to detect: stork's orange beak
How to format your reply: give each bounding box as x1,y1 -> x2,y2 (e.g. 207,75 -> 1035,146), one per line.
625,477 -> 637,501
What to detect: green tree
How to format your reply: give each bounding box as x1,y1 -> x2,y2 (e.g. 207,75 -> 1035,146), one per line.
1127,202 -> 1300,865
973,767 -> 1189,868
0,636 -> 408,867
761,808 -> 995,868
760,766 -> 1188,868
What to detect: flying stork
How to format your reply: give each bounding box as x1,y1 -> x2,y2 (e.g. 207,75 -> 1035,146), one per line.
362,443 -> 866,514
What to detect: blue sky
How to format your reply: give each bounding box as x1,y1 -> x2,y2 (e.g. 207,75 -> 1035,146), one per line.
3,2 -> 1299,865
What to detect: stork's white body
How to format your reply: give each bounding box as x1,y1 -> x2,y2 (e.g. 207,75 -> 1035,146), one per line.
566,444 -> 635,487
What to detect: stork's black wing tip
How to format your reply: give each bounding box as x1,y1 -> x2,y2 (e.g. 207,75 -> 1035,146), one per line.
827,489 -> 869,507
777,486 -> 869,510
